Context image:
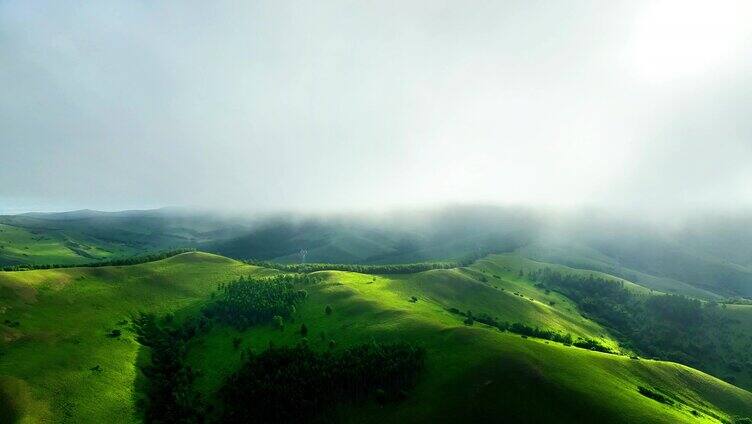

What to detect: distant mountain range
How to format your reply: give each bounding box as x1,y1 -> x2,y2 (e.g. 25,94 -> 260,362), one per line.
3,205 -> 752,299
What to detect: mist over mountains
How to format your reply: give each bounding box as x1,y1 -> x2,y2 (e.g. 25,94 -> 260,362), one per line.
4,205 -> 752,299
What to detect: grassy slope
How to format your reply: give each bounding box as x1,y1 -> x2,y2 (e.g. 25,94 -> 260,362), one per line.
0,252 -> 275,423
1,253 -> 752,423
0,223 -> 140,266
0,211 -> 234,267
189,255 -> 752,423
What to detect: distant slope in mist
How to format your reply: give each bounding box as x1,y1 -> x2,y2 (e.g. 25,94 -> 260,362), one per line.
4,206 -> 752,299
0,209 -> 243,266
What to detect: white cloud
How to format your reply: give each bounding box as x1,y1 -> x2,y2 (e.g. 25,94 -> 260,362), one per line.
1,1 -> 750,214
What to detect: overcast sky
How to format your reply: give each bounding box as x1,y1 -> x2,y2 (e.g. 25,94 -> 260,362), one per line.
1,1 -> 751,214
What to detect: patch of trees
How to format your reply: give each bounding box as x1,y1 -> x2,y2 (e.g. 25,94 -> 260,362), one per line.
637,386 -> 674,405
720,297 -> 752,306
0,248 -> 195,272
528,268 -> 741,377
201,275 -> 313,329
218,342 -> 425,423
572,338 -> 612,353
528,269 -> 635,332
243,260 -> 458,275
3,319 -> 20,328
132,312 -> 210,422
506,322 -> 574,346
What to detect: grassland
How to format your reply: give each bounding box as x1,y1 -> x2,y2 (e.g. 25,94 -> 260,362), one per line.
0,223 -> 141,266
1,252 -> 751,423
0,253 -> 277,423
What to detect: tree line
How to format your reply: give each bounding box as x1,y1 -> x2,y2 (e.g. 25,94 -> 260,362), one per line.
447,307 -> 612,353
243,260 -> 458,275
243,249 -> 490,275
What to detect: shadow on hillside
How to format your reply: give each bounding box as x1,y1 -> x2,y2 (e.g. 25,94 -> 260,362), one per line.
130,344 -> 149,422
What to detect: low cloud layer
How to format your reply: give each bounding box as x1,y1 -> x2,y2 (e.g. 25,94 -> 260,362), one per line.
2,1 -> 751,215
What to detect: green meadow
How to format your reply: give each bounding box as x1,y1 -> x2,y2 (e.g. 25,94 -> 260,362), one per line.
1,252 -> 751,422
0,223 -> 141,267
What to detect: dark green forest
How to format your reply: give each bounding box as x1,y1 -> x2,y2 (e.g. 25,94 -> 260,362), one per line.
529,268 -> 752,383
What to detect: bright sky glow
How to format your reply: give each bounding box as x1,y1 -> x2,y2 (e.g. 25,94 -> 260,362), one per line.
1,1 -> 751,214
625,0 -> 752,82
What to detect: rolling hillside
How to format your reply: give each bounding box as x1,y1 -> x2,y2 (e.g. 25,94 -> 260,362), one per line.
0,209 -> 243,267
1,252 -> 751,422
0,253 -> 277,423
0,221 -> 142,266
5,207 -> 752,301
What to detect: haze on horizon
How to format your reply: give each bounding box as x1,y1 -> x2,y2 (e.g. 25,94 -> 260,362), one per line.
2,0 -> 752,216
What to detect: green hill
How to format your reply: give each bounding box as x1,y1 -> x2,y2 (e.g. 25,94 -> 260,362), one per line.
0,221 -> 143,266
0,252 -> 278,423
2,252 -> 751,422
6,207 -> 752,302
0,209 -> 241,267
